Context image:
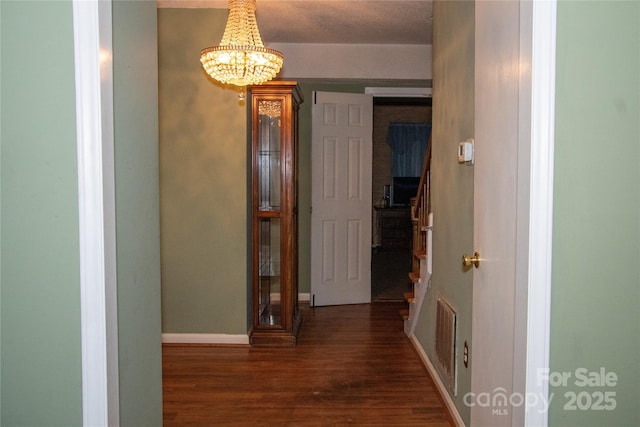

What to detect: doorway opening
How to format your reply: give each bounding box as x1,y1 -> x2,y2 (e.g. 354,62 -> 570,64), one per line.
370,96 -> 432,301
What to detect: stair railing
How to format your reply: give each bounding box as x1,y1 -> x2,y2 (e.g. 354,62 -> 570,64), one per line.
410,138 -> 432,274
404,137 -> 432,335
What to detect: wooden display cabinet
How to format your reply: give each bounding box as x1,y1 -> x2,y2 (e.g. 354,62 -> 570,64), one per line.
250,81 -> 303,346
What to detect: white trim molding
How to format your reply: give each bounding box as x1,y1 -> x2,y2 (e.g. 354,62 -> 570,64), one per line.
269,293 -> 311,303
525,1 -> 556,425
73,0 -> 119,425
162,292 -> 310,346
162,333 -> 250,345
298,293 -> 311,303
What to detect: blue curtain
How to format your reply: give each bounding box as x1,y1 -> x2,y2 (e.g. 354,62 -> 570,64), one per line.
387,122 -> 431,177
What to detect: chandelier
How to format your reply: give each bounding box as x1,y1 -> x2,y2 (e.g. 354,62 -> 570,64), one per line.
200,0 -> 283,87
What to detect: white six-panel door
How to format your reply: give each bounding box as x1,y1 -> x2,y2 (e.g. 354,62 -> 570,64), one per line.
311,91 -> 373,306
471,1 -> 556,426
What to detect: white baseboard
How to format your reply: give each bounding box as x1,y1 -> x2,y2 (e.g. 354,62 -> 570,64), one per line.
162,294 -> 310,345
269,293 -> 311,303
162,333 -> 249,345
409,334 -> 466,427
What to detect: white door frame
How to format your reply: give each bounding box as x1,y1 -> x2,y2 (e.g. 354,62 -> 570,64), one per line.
523,1 -> 556,425
70,2 -> 555,424
72,0 -> 120,425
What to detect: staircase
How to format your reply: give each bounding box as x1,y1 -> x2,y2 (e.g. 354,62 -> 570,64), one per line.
401,143 -> 433,337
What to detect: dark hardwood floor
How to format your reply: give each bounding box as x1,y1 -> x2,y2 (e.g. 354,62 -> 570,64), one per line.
163,302 -> 453,426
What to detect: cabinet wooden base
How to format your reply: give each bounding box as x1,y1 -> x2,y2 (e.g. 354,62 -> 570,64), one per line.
249,311 -> 302,347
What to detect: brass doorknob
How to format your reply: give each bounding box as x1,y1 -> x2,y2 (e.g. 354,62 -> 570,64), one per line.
462,252 -> 481,268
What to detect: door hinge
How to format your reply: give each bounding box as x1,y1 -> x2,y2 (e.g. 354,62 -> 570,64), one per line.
310,206 -> 313,214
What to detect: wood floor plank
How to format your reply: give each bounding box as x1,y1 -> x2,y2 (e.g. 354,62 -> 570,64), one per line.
163,302 -> 453,426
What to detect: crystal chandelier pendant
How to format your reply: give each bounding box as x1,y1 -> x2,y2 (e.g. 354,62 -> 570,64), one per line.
200,0 -> 283,87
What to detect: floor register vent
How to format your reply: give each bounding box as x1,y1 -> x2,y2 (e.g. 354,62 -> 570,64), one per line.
435,295 -> 457,394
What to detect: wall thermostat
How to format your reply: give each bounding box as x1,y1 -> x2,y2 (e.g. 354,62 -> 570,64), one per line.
458,138 -> 474,165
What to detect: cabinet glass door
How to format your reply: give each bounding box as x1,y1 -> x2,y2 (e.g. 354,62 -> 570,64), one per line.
258,217 -> 281,326
257,99 -> 282,327
257,100 -> 282,211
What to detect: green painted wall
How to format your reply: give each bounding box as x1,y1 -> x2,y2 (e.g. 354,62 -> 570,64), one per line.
550,1 -> 640,425
413,0 -> 475,423
157,8 -> 424,330
0,1 -> 82,424
158,9 -> 248,334
113,0 -> 163,424
156,9 -> 369,333
156,9 -> 374,330
0,1 -> 163,423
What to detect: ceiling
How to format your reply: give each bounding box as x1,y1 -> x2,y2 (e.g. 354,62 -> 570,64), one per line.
157,0 -> 433,45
